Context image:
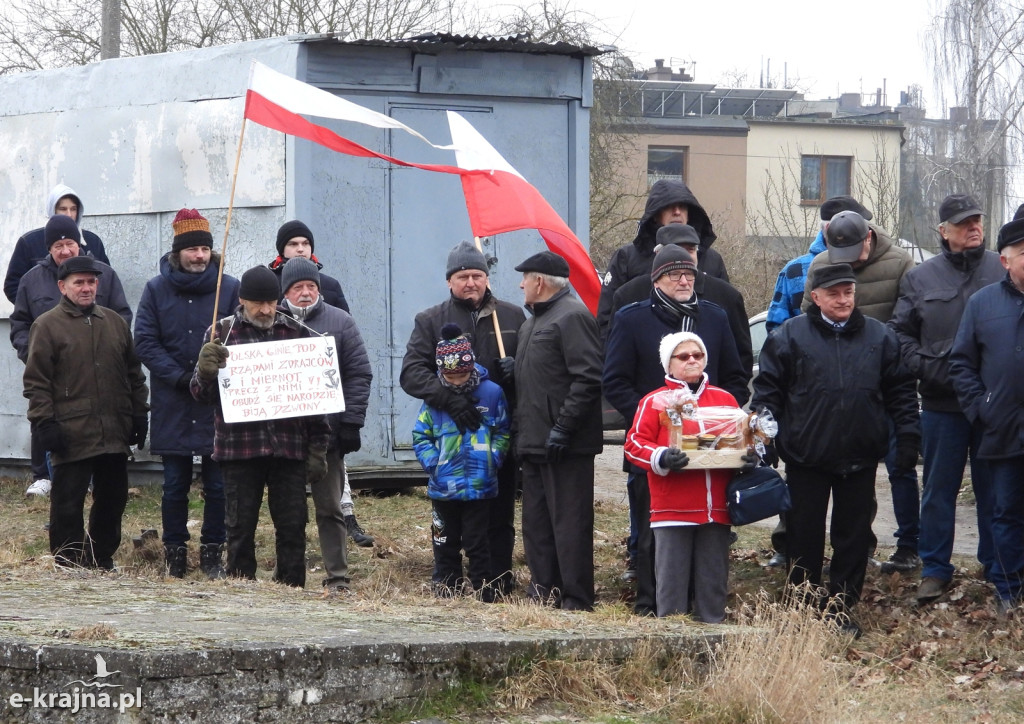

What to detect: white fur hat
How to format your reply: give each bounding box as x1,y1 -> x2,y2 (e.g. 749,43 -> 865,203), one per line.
659,332 -> 708,373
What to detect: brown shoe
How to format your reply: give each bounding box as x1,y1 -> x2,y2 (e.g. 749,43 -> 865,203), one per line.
916,576 -> 950,604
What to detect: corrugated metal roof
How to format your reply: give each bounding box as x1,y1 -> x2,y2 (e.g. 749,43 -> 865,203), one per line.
303,32 -> 603,57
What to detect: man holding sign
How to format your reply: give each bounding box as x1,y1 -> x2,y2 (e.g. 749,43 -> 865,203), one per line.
191,265 -> 332,588
280,257 -> 373,594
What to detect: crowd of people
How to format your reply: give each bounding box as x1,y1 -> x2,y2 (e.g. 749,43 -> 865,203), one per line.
12,181 -> 1024,630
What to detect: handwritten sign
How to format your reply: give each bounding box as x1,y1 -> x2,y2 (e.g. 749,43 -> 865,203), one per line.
218,337 -> 344,423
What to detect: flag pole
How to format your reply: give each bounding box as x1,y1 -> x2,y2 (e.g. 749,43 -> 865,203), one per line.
474,236 -> 506,358
210,117 -> 248,342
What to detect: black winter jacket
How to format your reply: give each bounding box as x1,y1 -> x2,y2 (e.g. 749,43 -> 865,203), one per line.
889,242 -> 1004,412
597,180 -> 728,330
610,271 -> 752,380
11,255 -> 132,362
401,290 -> 526,412
514,287 -> 603,458
752,305 -> 919,474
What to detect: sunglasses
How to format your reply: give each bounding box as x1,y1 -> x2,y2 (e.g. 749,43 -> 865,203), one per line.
672,352 -> 705,362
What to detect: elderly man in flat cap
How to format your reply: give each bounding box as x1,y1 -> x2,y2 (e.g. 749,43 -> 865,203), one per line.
753,263 -> 919,637
950,214 -> 1024,617
513,250 -> 603,611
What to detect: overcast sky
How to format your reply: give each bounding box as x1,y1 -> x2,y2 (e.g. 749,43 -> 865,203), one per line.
485,0 -> 940,111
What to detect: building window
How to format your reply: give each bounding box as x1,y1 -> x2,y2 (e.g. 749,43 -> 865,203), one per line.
648,146 -> 687,186
800,155 -> 851,203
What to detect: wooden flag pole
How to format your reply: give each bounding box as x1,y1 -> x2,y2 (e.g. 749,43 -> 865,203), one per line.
209,116 -> 249,341
474,236 -> 506,358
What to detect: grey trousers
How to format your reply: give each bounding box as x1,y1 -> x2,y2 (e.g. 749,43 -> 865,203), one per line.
653,523 -> 731,622
310,448 -> 349,589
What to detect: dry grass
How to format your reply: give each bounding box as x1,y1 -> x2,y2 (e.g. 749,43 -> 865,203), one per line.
6,473 -> 1024,722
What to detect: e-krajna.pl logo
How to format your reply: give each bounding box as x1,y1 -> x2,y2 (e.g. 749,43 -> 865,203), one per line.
6,654 -> 142,715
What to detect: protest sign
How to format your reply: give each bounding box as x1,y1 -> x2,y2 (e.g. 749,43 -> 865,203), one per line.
218,336 -> 344,423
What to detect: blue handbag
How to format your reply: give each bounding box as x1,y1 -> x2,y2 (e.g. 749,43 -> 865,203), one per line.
726,466 -> 791,526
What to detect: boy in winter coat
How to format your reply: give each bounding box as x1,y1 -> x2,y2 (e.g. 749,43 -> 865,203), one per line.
413,324 -> 511,601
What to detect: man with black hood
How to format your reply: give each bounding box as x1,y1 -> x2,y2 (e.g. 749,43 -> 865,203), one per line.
5,183 -> 110,303
597,179 -> 728,336
891,194 -> 1003,604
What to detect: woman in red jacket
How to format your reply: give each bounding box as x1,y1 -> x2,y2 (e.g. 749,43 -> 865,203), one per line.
624,331 -> 739,621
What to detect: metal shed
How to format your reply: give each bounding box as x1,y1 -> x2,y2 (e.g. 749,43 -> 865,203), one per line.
0,33 -> 596,482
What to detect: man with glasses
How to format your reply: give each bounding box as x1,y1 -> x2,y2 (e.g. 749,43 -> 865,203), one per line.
604,240 -> 746,616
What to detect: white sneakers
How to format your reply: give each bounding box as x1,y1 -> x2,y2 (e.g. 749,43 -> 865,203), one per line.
25,479 -> 52,497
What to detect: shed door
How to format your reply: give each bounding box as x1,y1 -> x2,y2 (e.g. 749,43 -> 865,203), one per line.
387,105 -> 494,454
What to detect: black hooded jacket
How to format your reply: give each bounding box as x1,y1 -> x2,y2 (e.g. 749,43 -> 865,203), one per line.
597,180 -> 728,330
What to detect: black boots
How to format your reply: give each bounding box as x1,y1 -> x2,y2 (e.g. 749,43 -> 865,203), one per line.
199,544 -> 226,580
345,514 -> 374,548
165,545 -> 187,578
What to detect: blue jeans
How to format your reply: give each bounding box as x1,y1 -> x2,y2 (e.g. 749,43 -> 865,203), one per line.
988,456 -> 1024,601
919,410 -> 994,581
885,416 -> 920,551
161,455 -> 226,547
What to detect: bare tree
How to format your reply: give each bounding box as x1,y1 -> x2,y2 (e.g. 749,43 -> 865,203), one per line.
924,0 -> 1024,219
0,0 -> 469,73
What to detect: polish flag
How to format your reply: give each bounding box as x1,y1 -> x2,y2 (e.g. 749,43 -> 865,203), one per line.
244,62 -> 599,313
446,112 -> 600,314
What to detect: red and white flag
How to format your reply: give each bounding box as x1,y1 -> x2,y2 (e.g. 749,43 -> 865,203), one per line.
244,61 -> 600,314
447,112 -> 600,314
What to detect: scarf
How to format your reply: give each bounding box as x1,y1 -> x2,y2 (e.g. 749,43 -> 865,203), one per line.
653,287 -> 700,332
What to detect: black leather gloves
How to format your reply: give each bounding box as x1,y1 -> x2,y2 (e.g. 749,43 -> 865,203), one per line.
545,424 -> 573,462
660,447 -> 690,472
497,356 -> 516,386
894,435 -> 919,473
336,424 -> 362,455
36,419 -> 65,453
197,341 -> 229,381
448,394 -> 483,434
129,415 -> 149,449
740,453 -> 758,473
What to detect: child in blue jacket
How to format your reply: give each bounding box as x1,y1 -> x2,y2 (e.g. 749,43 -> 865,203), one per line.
412,323 -> 510,600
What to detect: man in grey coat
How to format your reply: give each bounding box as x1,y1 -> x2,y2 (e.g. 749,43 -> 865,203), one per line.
280,257 -> 373,594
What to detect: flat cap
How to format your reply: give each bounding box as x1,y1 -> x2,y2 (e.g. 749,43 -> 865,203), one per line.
997,218 -> 1024,252
811,263 -> 856,290
57,255 -> 103,280
820,195 -> 872,221
515,251 -> 570,278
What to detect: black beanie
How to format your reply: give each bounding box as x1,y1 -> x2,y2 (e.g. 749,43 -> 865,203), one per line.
445,241 -> 489,279
280,257 -> 320,294
276,220 -> 314,256
44,215 -> 81,248
239,266 -> 281,302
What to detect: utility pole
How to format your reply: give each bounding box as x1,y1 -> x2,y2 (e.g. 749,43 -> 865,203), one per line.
100,0 -> 121,59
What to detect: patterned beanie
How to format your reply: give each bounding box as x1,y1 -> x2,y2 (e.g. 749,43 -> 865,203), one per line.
172,208 -> 213,252
435,323 -> 475,373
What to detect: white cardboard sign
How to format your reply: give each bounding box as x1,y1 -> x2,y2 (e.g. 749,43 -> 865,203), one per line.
218,337 -> 345,423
